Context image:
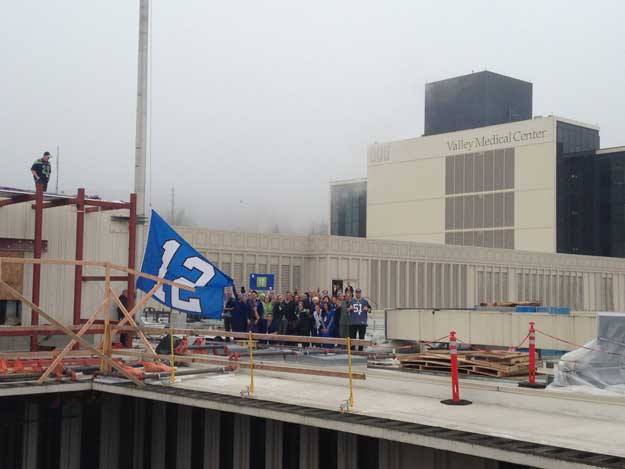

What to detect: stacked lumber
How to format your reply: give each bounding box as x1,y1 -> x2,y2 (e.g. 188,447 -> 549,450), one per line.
398,350 -> 529,378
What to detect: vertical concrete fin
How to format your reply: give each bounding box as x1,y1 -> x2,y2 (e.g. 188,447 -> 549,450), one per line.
150,401 -> 167,469
21,402 -> 39,469
175,405 -> 193,469
265,420 -> 283,469
99,395 -> 121,468
337,432 -> 358,469
59,398 -> 83,469
299,425 -> 319,469
132,398 -> 146,469
203,410 -> 220,469
232,414 -> 250,469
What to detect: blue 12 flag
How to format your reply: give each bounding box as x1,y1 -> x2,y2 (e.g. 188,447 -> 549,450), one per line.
137,210 -> 234,318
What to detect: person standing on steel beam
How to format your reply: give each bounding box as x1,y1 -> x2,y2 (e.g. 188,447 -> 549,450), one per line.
30,151 -> 52,191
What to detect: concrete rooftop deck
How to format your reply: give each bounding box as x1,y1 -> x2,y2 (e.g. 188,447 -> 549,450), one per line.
169,367 -> 625,459
2,365 -> 624,468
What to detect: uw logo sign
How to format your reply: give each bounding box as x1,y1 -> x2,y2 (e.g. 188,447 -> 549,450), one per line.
368,145 -> 391,164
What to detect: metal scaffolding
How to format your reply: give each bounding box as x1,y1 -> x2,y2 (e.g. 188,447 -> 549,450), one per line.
0,185 -> 137,350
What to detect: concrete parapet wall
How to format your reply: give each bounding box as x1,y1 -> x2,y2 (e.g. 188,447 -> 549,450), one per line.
386,308 -> 597,351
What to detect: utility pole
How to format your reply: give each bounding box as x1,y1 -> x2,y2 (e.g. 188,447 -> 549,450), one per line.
133,0 -> 150,280
134,0 -> 149,218
55,145 -> 59,193
170,186 -> 175,223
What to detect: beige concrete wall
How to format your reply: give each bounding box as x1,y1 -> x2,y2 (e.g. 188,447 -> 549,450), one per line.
386,308 -> 598,351
3,199 -> 625,334
367,116 -> 559,252
179,228 -> 625,312
514,128 -> 557,252
0,201 -> 132,326
366,142 -> 445,243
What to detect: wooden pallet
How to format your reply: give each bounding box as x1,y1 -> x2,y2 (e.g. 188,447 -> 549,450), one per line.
398,350 -> 529,378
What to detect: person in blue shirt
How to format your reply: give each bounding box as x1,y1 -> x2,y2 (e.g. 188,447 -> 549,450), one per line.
321,299 -> 337,339
231,289 -> 251,332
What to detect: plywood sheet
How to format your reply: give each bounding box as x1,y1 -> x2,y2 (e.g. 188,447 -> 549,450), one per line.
0,251 -> 24,300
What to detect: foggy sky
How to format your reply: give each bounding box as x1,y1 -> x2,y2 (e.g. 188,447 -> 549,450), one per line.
2,1 -> 625,233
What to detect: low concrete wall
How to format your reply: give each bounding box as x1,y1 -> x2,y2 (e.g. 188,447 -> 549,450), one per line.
385,309 -> 599,351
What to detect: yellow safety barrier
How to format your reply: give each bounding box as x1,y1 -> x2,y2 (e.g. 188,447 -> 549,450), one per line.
169,325 -> 176,383
248,331 -> 255,396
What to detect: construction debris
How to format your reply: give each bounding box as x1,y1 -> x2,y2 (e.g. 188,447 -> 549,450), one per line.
398,350 -> 529,378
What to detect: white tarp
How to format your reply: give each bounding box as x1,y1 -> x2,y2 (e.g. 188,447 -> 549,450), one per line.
549,312 -> 625,394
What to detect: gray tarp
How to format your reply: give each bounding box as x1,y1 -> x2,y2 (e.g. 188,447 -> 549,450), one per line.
549,312 -> 625,394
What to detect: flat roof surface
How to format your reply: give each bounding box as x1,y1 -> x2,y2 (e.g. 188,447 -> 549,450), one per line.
425,70 -> 533,86
172,368 -> 625,458
0,186 -> 103,201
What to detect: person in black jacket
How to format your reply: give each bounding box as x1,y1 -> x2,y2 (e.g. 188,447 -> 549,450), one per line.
31,151 -> 52,191
222,290 -> 235,342
296,301 -> 313,337
272,294 -> 288,335
284,292 -> 298,334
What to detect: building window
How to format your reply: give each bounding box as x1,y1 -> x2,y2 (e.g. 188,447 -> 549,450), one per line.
445,147 -> 515,249
293,265 -> 301,292
330,181 -> 367,237
280,265 -> 290,293
233,263 -> 243,285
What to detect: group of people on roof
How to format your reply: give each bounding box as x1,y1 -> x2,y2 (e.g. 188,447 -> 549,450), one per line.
222,286 -> 371,350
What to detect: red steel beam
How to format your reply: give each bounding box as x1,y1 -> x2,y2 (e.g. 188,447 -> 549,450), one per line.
73,188 -> 85,327
83,200 -> 131,209
85,205 -> 130,214
0,238 -> 48,253
0,193 -> 37,208
126,193 -> 137,348
30,184 -> 44,351
31,198 -> 77,209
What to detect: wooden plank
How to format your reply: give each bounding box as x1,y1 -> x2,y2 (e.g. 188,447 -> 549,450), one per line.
107,283 -> 161,339
116,326 -> 371,348
0,325 -> 105,337
0,350 -> 97,360
0,257 -> 108,268
115,349 -> 367,380
0,280 -> 143,386
109,287 -> 156,355
103,265 -> 112,373
36,298 -> 107,383
0,257 -> 194,292
399,349 -> 530,378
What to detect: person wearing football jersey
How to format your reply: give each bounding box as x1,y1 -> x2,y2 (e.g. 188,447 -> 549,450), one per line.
348,288 -> 370,351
